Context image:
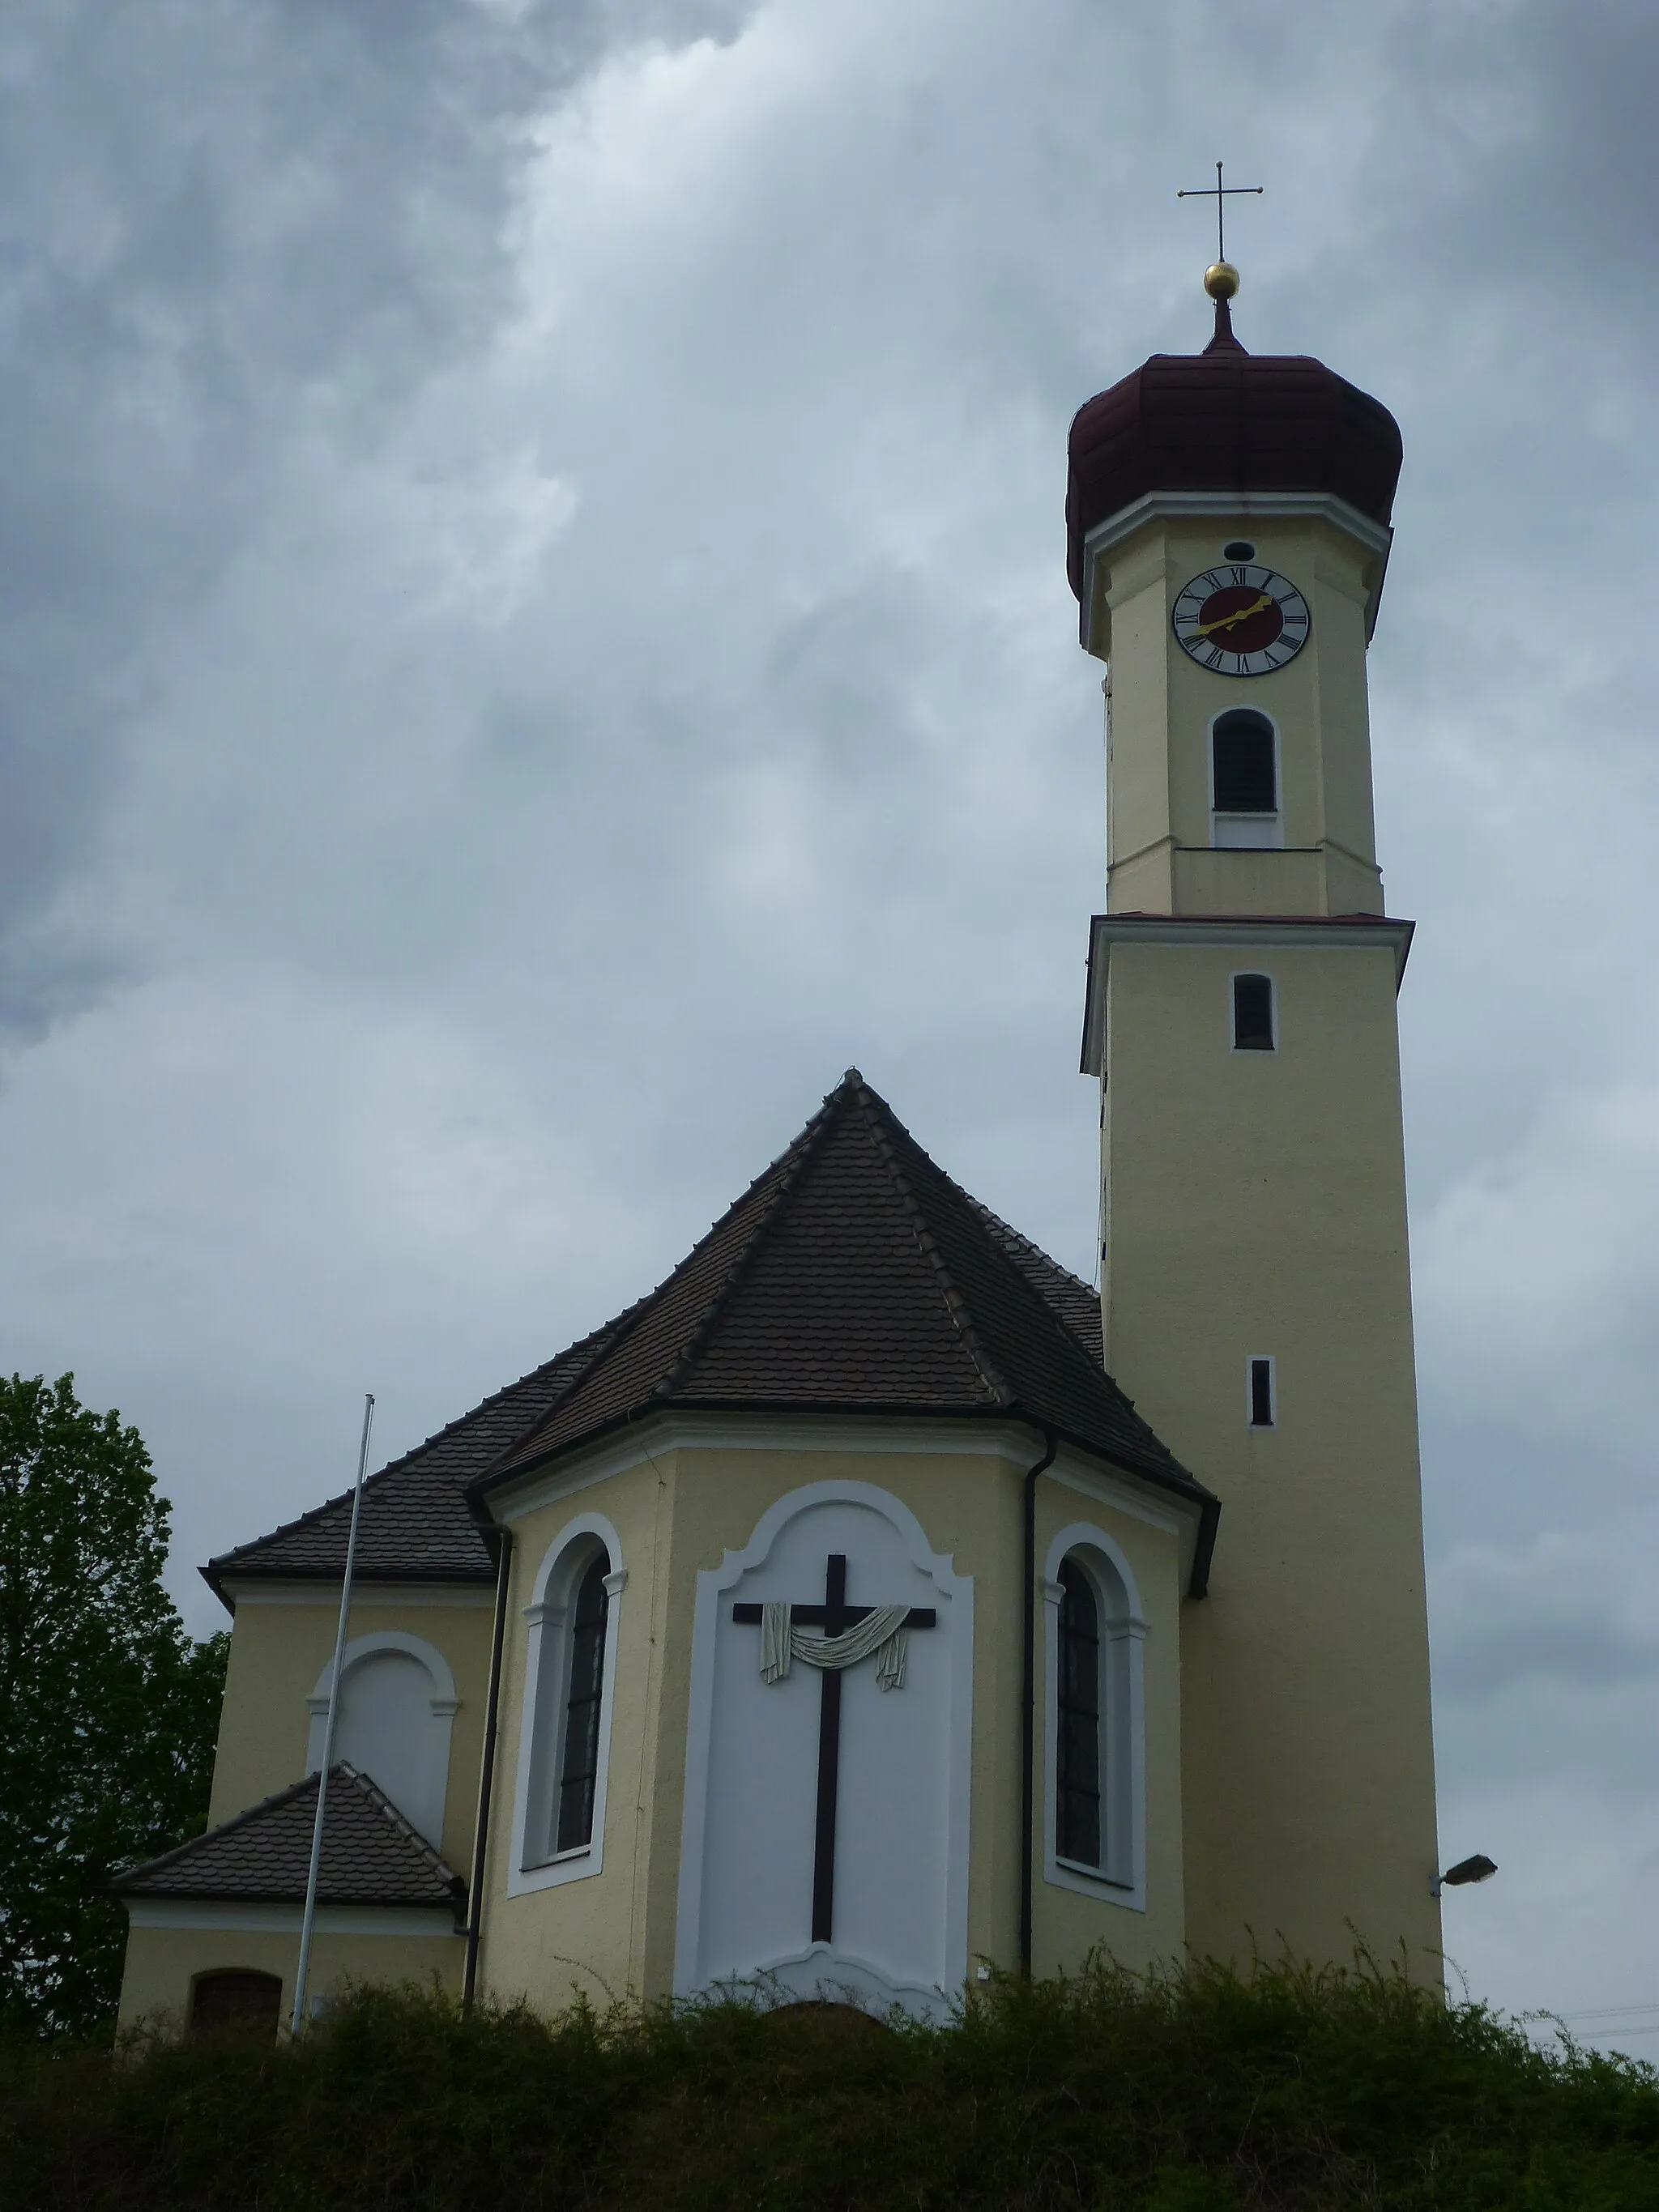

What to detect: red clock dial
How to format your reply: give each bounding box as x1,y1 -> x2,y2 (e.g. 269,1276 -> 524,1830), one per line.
1172,563 -> 1310,676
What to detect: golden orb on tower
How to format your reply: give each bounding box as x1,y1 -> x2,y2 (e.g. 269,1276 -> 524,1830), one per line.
1204,261 -> 1239,300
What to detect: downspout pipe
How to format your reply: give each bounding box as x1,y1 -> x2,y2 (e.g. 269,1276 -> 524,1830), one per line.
1019,1426 -> 1059,1980
463,1525 -> 514,2010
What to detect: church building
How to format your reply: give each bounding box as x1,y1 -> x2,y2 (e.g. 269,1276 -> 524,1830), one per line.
115,260 -> 1442,2035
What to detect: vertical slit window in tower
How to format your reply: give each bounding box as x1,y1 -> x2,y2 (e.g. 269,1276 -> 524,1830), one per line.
1250,1358 -> 1275,1429
557,1554 -> 611,1852
1233,973 -> 1275,1051
1056,1558 -> 1102,1868
1212,710 -> 1277,812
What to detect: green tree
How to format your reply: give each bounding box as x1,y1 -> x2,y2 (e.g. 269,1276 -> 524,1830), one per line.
0,1373 -> 227,2042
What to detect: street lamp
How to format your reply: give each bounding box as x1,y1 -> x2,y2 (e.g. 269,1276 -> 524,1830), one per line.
1432,1852 -> 1497,1899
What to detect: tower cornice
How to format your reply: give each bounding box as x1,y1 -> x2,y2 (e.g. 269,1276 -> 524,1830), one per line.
1079,488 -> 1393,656
1080,911 -> 1415,1077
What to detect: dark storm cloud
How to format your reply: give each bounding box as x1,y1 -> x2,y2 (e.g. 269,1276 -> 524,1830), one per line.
0,0 -> 751,1034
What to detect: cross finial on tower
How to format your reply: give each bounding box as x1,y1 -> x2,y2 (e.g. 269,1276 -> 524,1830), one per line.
1177,161 -> 1263,350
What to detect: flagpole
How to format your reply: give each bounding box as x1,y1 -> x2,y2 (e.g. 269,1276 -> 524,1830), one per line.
291,1391 -> 375,2035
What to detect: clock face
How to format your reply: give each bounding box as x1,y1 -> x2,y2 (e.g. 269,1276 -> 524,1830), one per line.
1171,563 -> 1310,676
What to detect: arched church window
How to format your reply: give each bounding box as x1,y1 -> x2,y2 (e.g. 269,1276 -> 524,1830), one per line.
557,1554 -> 611,1852
1211,709 -> 1281,848
1045,1532 -> 1145,1903
514,1522 -> 624,1884
1056,1558 -> 1102,1868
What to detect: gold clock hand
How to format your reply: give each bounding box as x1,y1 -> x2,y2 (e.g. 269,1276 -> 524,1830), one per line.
1190,591 -> 1273,637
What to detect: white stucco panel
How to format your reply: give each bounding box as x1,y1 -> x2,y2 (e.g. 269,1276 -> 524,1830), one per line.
676,1481 -> 972,2017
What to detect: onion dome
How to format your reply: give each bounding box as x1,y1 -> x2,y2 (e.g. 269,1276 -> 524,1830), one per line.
1065,279 -> 1403,602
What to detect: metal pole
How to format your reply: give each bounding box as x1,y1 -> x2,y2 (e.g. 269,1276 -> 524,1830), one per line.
462,1528 -> 513,2010
291,1392 -> 375,2035
1019,1428 -> 1058,1980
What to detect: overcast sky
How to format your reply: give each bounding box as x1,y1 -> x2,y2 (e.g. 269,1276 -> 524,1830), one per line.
2,0 -> 1657,2044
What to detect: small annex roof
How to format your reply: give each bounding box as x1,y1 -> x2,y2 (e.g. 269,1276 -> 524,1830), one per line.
480,1072 -> 1217,1581
113,1765 -> 466,1916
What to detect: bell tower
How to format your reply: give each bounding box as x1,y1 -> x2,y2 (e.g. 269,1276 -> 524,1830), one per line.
1068,261 -> 1441,1970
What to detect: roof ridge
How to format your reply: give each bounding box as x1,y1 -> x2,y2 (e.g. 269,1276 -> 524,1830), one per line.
479,1080 -> 851,1476
650,1078 -> 849,1404
964,1191 -> 1099,1305
879,1109 -> 1180,1460
850,1083 -> 1014,1409
335,1761 -> 461,1885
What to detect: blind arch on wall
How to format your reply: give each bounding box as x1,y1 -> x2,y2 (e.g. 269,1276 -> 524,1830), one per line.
306,1630 -> 458,1847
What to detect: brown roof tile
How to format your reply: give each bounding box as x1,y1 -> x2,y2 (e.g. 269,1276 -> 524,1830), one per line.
208,1074 -> 1216,1603
113,1766 -> 465,1914
484,1075 -> 1215,1567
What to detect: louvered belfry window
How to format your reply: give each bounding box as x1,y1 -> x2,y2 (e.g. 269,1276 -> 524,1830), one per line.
1056,1557 -> 1103,1869
557,1554 -> 611,1852
1212,710 -> 1277,812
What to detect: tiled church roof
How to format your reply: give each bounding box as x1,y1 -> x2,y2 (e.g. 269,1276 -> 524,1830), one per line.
209,1072 -> 1216,1603
484,1074 -> 1214,1547
114,1765 -> 466,1915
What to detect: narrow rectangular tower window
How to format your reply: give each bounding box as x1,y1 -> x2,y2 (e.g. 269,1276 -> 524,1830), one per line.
1249,1357 -> 1275,1429
1232,973 -> 1275,1051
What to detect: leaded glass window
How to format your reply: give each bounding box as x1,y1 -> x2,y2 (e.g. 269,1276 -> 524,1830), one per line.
1056,1556 -> 1102,1869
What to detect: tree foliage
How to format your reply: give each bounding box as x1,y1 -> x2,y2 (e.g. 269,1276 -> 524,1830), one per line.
0,1374 -> 227,2042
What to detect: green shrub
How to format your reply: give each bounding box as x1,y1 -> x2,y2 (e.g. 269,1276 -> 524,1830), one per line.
2,1955 -> 1656,2210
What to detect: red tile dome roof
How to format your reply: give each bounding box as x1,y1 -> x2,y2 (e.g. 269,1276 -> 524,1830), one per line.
1064,300 -> 1403,600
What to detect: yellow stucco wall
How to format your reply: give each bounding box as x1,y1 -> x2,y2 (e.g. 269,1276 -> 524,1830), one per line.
475,1455 -> 663,2012
1097,514 -> 1386,919
117,1922 -> 463,2039
476,1426 -> 1192,2014
1101,939 -> 1441,1975
208,1591 -> 497,1877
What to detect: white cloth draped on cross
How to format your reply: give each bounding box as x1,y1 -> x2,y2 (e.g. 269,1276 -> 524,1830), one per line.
758,1601 -> 911,1690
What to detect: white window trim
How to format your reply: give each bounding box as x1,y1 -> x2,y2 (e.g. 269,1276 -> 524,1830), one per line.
1247,1355 -> 1277,1430
506,1511 -> 625,1898
1042,1522 -> 1148,1913
1209,707 -> 1283,849
1230,969 -> 1278,1052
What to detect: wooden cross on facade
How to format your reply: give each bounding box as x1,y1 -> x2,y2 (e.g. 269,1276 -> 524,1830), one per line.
733,1554 -> 936,1944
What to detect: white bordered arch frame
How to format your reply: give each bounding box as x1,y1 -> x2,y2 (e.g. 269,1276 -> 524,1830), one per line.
305,1630 -> 460,1846
1043,1521 -> 1148,1912
673,1479 -> 975,2020
506,1509 -> 626,1897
